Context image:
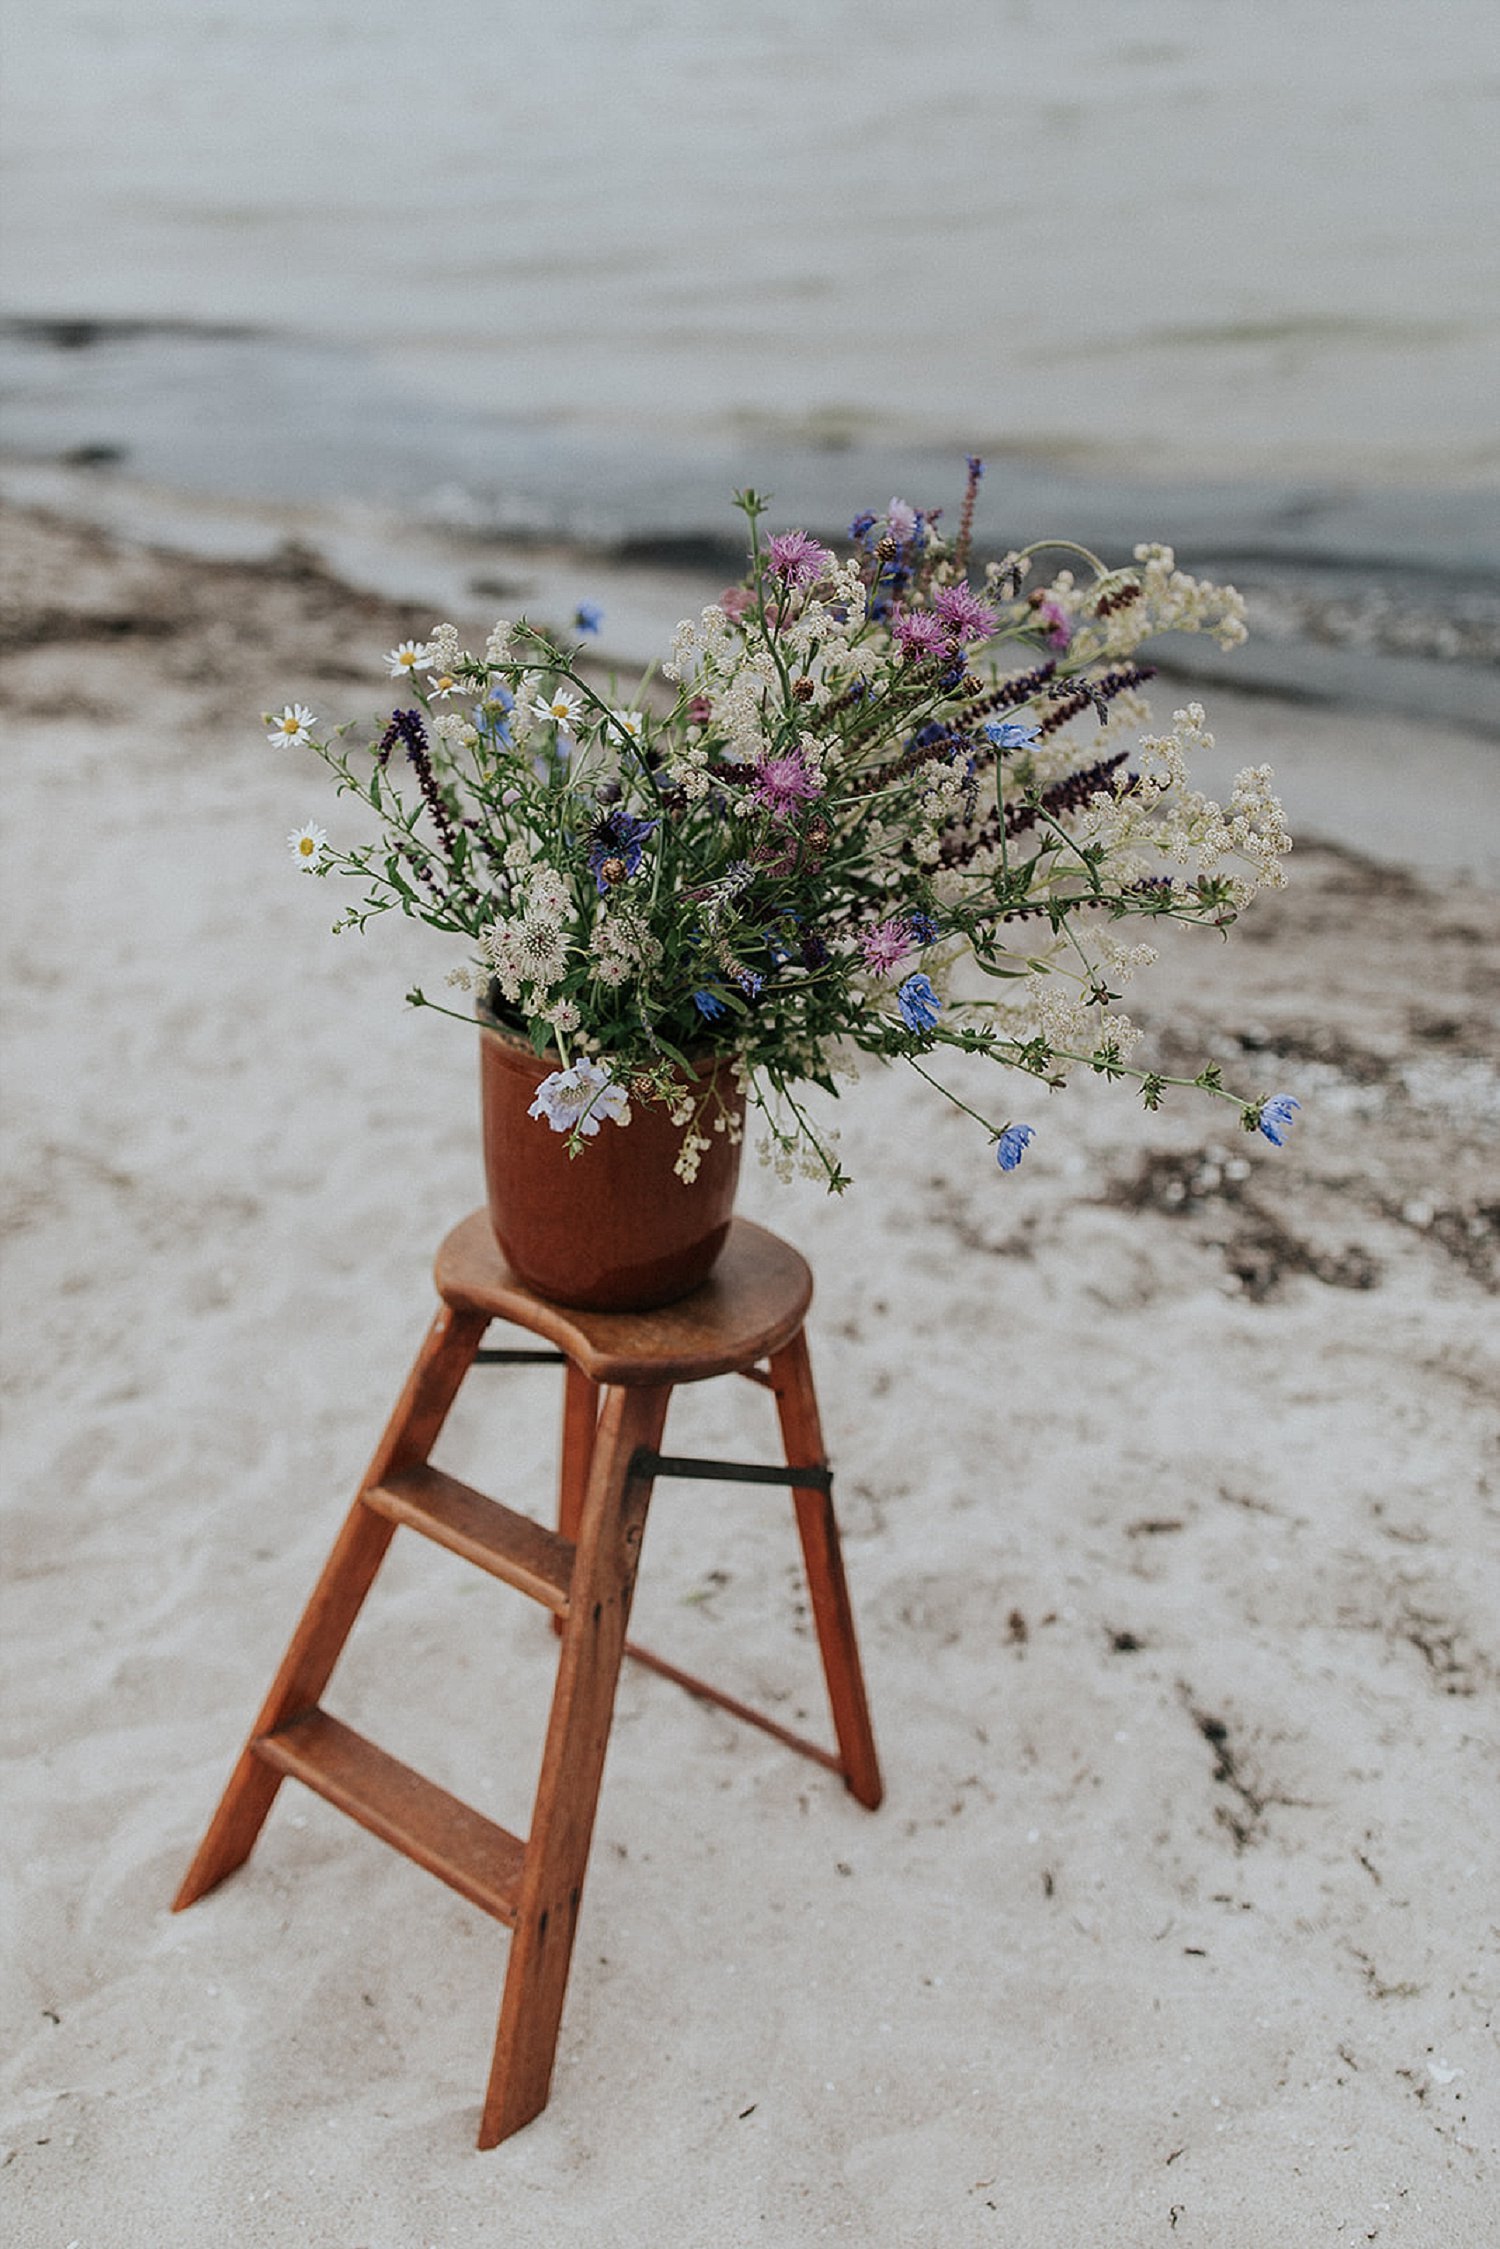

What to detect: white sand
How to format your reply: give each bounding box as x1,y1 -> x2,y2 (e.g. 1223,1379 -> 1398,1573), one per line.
2,506 -> 1497,2246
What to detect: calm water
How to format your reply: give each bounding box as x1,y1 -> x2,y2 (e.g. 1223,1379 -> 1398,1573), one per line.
3,0 -> 1498,502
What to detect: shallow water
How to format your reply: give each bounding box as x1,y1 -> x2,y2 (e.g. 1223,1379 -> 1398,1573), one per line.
3,0 -> 1498,491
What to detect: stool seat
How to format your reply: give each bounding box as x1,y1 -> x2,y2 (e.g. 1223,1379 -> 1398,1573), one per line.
435,1211 -> 813,1386
174,1213 -> 880,2148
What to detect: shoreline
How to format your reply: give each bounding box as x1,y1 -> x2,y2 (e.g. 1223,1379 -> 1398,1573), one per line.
3,443 -> 1498,742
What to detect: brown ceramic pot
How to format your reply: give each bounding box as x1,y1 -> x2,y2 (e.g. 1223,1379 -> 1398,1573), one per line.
477,1012 -> 746,1311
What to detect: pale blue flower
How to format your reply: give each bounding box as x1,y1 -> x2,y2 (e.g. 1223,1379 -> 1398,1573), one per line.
1256,1094 -> 1300,1147
897,973 -> 941,1034
983,719 -> 1041,751
527,1060 -> 630,1137
574,602 -> 604,635
995,1124 -> 1035,1171
692,989 -> 726,1020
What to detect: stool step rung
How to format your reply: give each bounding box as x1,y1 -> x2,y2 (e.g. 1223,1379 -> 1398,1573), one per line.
364,1465 -> 574,1613
254,1711 -> 524,1923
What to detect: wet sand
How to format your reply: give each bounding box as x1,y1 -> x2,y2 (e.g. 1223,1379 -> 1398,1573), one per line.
1,503 -> 1497,2245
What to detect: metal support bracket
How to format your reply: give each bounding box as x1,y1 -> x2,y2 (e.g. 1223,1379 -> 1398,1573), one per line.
630,1449 -> 832,1495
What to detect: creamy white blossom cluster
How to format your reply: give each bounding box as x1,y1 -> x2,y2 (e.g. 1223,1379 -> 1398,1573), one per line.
1074,704 -> 1292,904
1042,547 -> 1248,667
590,903 -> 662,988
1005,972 -> 1147,1081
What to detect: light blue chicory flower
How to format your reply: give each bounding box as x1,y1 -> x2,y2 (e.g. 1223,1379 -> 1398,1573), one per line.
574,602 -> 604,635
995,1124 -> 1035,1171
1256,1095 -> 1300,1146
983,719 -> 1041,751
897,973 -> 942,1034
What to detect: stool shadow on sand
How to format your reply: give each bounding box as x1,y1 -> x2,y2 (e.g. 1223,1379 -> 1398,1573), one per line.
173,1213 -> 882,2148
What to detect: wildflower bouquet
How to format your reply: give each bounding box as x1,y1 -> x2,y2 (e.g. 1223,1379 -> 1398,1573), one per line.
274,461 -> 1296,1190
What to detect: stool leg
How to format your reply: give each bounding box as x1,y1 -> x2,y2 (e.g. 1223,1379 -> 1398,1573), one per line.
767,1330 -> 884,1812
558,1362 -> 600,1543
173,1302 -> 489,1910
480,1381 -> 670,2148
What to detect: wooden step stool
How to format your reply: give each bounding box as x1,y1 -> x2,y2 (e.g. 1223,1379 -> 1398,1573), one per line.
173,1211 -> 882,2147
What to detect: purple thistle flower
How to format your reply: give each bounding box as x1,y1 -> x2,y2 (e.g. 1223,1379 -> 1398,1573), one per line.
752,747 -> 822,822
1035,597 -> 1074,652
860,918 -> 912,978
890,607 -> 951,662
767,530 -> 835,589
574,602 -> 604,636
897,973 -> 942,1034
885,499 -> 919,545
995,1124 -> 1035,1172
1256,1095 -> 1300,1147
931,583 -> 998,644
586,808 -> 657,894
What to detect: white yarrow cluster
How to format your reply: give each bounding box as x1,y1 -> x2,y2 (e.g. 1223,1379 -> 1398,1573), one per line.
1072,704 -> 1291,905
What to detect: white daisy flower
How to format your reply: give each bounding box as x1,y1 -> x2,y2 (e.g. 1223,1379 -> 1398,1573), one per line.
426,671 -> 462,699
611,708 -> 646,742
385,641 -> 433,679
531,687 -> 582,729
266,704 -> 315,748
287,822 -> 329,872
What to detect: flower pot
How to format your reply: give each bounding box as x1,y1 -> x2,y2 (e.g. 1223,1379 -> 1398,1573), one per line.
477,1012 -> 746,1312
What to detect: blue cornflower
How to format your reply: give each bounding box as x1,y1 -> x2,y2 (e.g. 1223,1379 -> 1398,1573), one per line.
907,911 -> 938,946
849,510 -> 878,544
995,1124 -> 1035,1172
692,988 -> 726,1021
1256,1095 -> 1300,1147
473,685 -> 514,746
984,718 -> 1041,751
574,602 -> 604,636
585,808 -> 657,894
897,973 -> 942,1034
966,454 -> 985,481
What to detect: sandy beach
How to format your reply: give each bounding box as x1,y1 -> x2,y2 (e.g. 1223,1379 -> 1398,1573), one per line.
2,501 -> 1498,2246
